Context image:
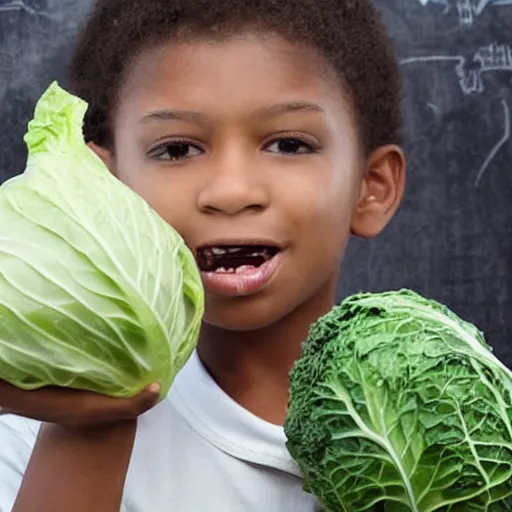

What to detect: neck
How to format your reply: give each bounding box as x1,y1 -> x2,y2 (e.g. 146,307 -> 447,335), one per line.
197,282 -> 336,425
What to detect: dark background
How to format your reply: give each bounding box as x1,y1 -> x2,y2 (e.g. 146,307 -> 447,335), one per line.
1,0 -> 511,365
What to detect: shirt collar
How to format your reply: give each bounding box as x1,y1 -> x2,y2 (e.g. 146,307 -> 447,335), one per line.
169,351 -> 303,477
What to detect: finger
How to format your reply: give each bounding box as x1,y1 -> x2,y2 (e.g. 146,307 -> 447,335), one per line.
0,380 -> 161,427
85,383 -> 161,425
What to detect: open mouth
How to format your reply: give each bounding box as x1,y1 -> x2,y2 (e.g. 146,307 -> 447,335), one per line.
196,245 -> 281,274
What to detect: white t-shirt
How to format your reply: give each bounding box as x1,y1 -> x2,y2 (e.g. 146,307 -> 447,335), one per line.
0,352 -> 321,512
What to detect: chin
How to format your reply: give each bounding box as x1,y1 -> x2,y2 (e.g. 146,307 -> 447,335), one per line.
202,293 -> 292,332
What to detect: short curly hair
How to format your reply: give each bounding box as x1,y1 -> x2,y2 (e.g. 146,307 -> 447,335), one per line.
69,0 -> 403,155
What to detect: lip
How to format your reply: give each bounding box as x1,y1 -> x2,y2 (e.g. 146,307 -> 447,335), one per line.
195,238 -> 284,252
196,239 -> 284,297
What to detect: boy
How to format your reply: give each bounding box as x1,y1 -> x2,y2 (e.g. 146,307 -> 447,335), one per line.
0,0 -> 406,510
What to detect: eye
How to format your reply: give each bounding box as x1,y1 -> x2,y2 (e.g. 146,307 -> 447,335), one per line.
264,137 -> 317,156
148,141 -> 203,162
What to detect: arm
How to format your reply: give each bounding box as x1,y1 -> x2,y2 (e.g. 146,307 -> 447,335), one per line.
12,420 -> 137,512
0,379 -> 160,512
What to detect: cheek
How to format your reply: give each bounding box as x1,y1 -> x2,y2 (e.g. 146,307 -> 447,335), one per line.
279,163 -> 361,283
113,156 -> 196,234
141,183 -> 195,236
282,164 -> 359,238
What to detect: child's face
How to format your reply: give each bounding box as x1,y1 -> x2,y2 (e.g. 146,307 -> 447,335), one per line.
102,33 -> 404,331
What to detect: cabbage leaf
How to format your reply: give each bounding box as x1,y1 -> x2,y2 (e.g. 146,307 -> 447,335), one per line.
0,82 -> 204,399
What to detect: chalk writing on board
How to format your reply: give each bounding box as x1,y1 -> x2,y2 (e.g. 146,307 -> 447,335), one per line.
475,99 -> 510,187
0,0 -> 48,16
417,0 -> 512,25
401,47 -> 511,186
401,43 -> 512,94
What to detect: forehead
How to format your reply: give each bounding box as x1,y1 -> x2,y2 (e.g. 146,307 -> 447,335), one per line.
117,33 -> 353,123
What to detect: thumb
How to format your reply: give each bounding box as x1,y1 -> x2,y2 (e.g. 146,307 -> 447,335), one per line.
115,383 -> 162,421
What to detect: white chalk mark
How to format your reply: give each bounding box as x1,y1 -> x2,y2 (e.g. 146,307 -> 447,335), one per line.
475,100 -> 510,187
400,55 -> 463,65
418,0 -> 450,4
417,0 -> 512,25
427,102 -> 440,115
457,44 -> 512,94
474,0 -> 496,14
0,0 -> 48,16
400,44 -> 512,94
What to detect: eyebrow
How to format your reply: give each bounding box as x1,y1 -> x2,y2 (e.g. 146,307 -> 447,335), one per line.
140,109 -> 211,124
254,101 -> 325,118
140,101 -> 324,125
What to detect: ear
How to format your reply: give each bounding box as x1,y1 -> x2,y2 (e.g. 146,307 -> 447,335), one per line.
87,142 -> 117,176
350,145 -> 406,238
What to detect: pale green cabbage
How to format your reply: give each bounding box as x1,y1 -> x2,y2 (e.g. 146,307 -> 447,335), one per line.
0,82 -> 204,399
285,289 -> 512,511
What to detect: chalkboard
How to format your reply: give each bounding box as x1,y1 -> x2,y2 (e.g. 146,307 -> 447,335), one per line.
339,0 -> 512,367
1,0 -> 511,366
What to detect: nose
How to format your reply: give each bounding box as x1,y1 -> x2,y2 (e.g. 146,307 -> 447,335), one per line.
197,148 -> 270,216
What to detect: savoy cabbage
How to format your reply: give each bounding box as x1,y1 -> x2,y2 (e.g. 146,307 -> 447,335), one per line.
285,289 -> 512,511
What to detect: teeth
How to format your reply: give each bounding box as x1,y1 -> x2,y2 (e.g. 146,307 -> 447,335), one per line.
212,267 -> 239,274
210,247 -> 245,255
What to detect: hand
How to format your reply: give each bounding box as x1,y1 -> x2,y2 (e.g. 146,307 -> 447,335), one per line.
0,380 -> 160,429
